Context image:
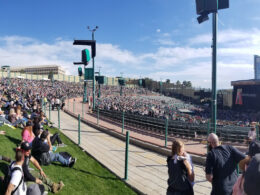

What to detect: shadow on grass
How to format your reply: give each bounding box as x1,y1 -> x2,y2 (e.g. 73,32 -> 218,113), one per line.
5,135 -> 21,146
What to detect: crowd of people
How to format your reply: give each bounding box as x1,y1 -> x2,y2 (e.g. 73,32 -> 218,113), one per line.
96,93 -> 260,127
0,77 -> 78,194
167,134 -> 260,195
1,76 -> 260,194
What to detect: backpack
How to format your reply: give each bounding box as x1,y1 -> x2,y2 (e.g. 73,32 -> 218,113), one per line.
3,161 -> 23,195
167,156 -> 193,195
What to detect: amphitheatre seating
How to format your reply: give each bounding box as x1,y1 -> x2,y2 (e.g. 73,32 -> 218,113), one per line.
94,109 -> 252,143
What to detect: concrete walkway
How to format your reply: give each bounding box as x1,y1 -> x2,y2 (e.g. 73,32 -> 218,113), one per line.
49,109 -> 211,195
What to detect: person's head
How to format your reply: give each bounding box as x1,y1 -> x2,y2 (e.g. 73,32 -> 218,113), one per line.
21,141 -> 32,156
207,133 -> 220,150
251,127 -> 256,132
40,130 -> 49,141
9,108 -> 15,115
172,140 -> 184,156
15,149 -> 24,164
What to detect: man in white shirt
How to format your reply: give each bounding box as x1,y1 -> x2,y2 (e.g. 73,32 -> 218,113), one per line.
5,150 -> 27,195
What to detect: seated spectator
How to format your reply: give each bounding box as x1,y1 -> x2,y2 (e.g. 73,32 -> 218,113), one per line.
20,141 -> 64,194
4,149 -> 26,195
32,131 -> 76,167
167,140 -> 194,195
8,108 -> 25,128
21,121 -> 35,146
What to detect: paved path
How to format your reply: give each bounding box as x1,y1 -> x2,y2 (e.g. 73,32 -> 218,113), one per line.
49,109 -> 211,195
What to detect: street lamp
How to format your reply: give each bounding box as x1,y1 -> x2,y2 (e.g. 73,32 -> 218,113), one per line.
195,0 -> 229,133
87,26 -> 98,111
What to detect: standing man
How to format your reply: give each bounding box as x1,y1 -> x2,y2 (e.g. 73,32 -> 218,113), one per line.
205,133 -> 245,195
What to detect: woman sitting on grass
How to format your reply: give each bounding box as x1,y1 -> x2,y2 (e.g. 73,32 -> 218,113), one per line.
22,120 -> 35,146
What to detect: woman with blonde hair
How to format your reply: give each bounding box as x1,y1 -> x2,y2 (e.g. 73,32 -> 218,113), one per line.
167,139 -> 194,195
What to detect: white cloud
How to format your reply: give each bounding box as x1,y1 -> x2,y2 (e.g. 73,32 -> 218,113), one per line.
156,29 -> 161,33
0,29 -> 258,89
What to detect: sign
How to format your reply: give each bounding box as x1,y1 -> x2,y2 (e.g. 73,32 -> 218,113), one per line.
84,68 -> 93,80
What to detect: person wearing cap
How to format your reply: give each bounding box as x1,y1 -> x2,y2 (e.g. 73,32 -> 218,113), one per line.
32,130 -> 76,168
205,133 -> 246,195
20,141 -> 64,194
247,127 -> 256,144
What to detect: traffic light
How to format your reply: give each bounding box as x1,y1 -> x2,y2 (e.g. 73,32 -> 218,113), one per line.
82,49 -> 91,65
78,67 -> 83,77
118,78 -> 126,86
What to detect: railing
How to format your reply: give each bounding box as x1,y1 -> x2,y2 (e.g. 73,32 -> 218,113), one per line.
92,109 -> 250,143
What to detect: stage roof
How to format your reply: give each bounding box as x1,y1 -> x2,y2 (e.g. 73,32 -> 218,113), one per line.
231,79 -> 260,86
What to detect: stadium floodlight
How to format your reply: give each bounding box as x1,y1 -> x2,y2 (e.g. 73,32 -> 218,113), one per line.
197,14 -> 209,24
194,0 -> 229,133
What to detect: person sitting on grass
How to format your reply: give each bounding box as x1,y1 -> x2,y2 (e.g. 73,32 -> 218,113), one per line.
20,141 -> 64,194
32,130 -> 76,168
21,121 -> 35,146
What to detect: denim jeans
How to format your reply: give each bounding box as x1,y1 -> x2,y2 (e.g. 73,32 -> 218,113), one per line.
49,151 -> 69,166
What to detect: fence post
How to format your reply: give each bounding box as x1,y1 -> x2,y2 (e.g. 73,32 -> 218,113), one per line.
165,118 -> 168,147
97,106 -> 100,126
49,104 -> 51,121
73,99 -> 75,113
124,131 -> 129,180
58,107 -> 60,129
82,101 -> 84,117
78,114 -> 81,145
122,111 -> 125,133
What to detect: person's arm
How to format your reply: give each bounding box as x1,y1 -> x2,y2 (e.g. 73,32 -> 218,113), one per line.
183,159 -> 195,182
5,183 -> 15,195
47,134 -> 52,151
205,152 -> 214,183
30,156 -> 46,178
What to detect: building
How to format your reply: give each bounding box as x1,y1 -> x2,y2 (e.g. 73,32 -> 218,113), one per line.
10,65 -> 65,75
254,55 -> 260,80
231,79 -> 260,111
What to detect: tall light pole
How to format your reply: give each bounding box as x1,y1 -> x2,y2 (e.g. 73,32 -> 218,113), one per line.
195,0 -> 229,133
87,26 -> 98,111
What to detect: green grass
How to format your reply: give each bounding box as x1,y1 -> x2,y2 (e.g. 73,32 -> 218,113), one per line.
0,125 -> 137,195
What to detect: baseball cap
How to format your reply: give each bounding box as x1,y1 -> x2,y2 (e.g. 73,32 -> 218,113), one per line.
21,141 -> 32,151
248,141 -> 260,157
26,120 -> 33,127
244,154 -> 260,195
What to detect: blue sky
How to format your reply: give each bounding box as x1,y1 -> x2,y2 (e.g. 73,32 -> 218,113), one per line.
1,0 -> 260,89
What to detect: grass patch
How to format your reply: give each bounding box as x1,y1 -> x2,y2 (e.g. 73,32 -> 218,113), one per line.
0,125 -> 137,195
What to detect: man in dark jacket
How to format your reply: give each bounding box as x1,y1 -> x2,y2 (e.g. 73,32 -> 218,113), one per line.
205,133 -> 246,195
32,130 -> 76,167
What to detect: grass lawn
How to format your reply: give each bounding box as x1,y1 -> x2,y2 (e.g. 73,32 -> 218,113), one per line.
0,125 -> 137,195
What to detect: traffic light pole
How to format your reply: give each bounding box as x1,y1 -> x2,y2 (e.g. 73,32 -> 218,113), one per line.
211,12 -> 218,133
92,32 -> 96,111
83,65 -> 88,103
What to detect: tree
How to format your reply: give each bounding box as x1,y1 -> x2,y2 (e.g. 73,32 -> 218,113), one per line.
176,80 -> 181,86
166,79 -> 170,84
48,71 -> 54,82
